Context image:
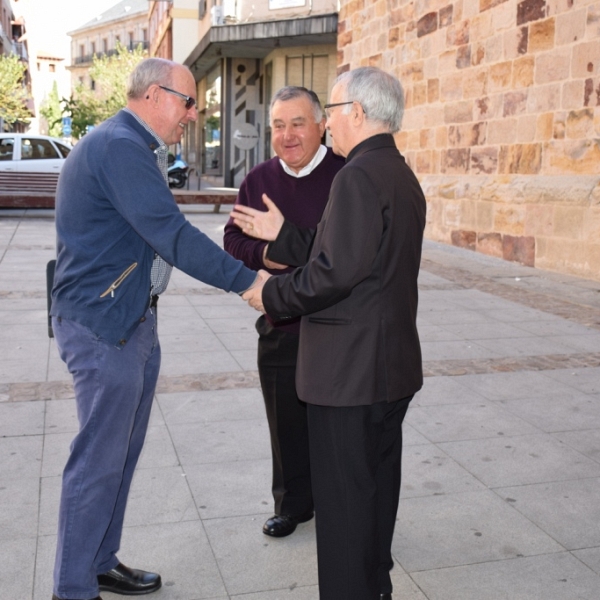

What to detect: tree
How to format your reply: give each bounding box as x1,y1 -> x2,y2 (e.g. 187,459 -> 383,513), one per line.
39,81 -> 63,137
0,54 -> 32,128
62,42 -> 147,139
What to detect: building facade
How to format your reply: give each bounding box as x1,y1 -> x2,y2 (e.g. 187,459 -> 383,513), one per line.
68,0 -> 149,91
0,0 -> 31,132
183,0 -> 339,187
338,0 -> 600,281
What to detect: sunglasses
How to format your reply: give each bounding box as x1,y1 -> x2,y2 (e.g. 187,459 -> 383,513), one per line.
158,85 -> 197,110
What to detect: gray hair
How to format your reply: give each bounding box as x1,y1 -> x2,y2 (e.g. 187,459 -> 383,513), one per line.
334,67 -> 405,133
127,58 -> 176,100
269,86 -> 324,124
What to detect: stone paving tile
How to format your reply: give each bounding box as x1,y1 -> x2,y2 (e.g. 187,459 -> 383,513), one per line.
496,478 -> 600,550
411,553 -> 600,600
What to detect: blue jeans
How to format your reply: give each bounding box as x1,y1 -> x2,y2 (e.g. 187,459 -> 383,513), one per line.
52,309 -> 160,600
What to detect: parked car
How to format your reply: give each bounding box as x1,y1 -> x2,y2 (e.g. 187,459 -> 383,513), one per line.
0,134 -> 72,207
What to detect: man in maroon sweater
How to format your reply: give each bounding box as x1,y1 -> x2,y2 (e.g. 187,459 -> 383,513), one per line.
224,87 -> 344,537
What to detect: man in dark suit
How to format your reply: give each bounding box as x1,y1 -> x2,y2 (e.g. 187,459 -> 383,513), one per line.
238,66 -> 426,600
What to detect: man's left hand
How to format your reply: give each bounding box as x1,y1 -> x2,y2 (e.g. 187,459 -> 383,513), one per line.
243,271 -> 271,312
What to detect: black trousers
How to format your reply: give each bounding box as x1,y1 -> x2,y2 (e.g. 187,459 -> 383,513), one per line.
307,395 -> 413,600
256,316 -> 313,516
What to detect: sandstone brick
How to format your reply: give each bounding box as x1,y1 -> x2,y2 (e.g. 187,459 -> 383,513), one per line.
440,4 -> 453,28
499,143 -> 542,174
369,53 -> 383,67
489,61 -> 513,91
527,83 -> 561,112
389,27 -> 400,47
474,94 -> 504,120
561,80 -> 584,110
444,100 -> 473,123
583,78 -> 600,108
504,26 -> 529,59
477,232 -> 504,257
451,229 -> 477,250
516,115 -> 538,142
554,205 -> 585,240
471,147 -> 499,173
491,0 -> 516,32
420,128 -> 435,149
517,0 -> 547,26
339,30 -> 354,48
587,4 -> 600,40
449,122 -> 487,147
494,205 -> 527,235
536,112 -> 554,140
585,207 -> 600,244
525,203 -> 554,236
566,108 -> 594,139
529,17 -> 555,53
485,34 -> 504,63
439,49 -> 458,72
555,8 -> 586,46
480,0 -> 510,12
447,19 -> 470,46
477,201 -> 495,229
502,235 -> 535,266
375,0 -> 387,18
488,118 -> 518,144
463,68 -> 488,98
436,125 -> 449,146
418,12 -> 438,37
413,81 -> 428,105
406,129 -> 421,150
553,111 -> 566,139
416,150 -> 433,173
535,49 -> 571,84
512,56 -> 534,88
427,77 -> 440,103
572,40 -> 600,78
545,0 -> 575,18
471,11 -> 493,39
456,44 -> 472,69
503,90 -> 528,116
396,131 -> 408,152
472,42 -> 486,65
440,73 -> 464,101
441,148 -> 471,173
546,139 -> 600,174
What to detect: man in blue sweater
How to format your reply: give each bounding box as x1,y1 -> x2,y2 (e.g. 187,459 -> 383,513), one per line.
50,58 -> 263,600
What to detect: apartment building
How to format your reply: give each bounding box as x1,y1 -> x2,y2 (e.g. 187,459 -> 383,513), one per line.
68,0 -> 149,91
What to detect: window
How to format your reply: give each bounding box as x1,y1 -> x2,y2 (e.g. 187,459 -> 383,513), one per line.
21,138 -> 59,160
285,54 -> 329,107
0,138 -> 15,161
55,142 -> 71,159
79,44 -> 85,58
49,63 -> 56,73
102,38 -> 108,53
91,41 -> 96,55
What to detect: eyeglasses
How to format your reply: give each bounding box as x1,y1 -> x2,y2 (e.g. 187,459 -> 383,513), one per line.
323,101 -> 355,118
158,85 -> 196,110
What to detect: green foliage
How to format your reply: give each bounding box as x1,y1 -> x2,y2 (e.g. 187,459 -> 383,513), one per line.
0,54 -> 32,127
39,81 -> 63,137
62,42 -> 147,139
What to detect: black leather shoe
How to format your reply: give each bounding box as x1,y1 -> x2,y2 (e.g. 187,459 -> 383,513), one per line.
52,596 -> 102,600
97,562 -> 161,595
262,510 -> 314,537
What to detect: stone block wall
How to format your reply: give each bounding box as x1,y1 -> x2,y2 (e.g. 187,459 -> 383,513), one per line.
337,0 -> 600,280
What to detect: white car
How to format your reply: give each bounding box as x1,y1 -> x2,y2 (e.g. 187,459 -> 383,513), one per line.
0,133 -> 72,202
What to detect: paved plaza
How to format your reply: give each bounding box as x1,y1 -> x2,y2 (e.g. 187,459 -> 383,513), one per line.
1,207 -> 600,600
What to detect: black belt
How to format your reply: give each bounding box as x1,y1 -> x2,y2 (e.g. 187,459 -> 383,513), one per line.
150,294 -> 159,308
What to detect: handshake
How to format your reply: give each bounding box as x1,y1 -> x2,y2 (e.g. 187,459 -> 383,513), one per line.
242,270 -> 271,313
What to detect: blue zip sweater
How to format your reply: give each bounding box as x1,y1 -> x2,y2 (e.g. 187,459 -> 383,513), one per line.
51,110 -> 256,347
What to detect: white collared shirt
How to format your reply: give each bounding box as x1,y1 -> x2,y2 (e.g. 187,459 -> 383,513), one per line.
279,145 -> 327,178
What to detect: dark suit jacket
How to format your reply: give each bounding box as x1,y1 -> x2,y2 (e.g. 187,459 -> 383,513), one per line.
262,133 -> 426,407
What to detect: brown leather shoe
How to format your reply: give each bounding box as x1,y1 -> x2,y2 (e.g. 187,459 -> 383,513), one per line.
97,562 -> 161,595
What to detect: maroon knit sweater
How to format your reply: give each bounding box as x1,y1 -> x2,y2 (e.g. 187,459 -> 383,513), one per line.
224,148 -> 345,333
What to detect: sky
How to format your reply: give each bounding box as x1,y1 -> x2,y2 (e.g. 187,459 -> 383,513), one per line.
16,0 -> 123,57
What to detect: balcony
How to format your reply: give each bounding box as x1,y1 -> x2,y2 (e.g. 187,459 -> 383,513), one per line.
73,41 -> 150,65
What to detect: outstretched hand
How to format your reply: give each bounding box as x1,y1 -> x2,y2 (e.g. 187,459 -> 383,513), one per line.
242,269 -> 271,313
230,194 -> 284,242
